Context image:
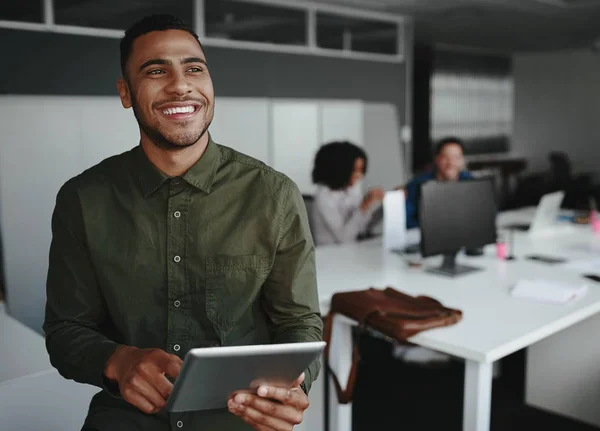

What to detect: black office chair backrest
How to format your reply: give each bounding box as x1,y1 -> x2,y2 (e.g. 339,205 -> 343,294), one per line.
301,194 -> 315,240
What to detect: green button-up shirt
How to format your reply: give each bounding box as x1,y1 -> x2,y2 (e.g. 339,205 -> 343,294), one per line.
43,138 -> 322,431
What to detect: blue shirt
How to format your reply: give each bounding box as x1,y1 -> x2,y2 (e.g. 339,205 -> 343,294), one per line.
405,170 -> 473,229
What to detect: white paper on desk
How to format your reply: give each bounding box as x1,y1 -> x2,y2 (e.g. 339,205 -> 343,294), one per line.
562,258 -> 600,273
510,279 -> 588,304
383,190 -> 406,250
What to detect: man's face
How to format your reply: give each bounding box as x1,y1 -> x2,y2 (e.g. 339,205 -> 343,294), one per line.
117,29 -> 214,150
435,143 -> 464,181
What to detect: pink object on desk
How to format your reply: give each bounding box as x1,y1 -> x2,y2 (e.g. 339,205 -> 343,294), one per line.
496,242 -> 507,260
591,211 -> 600,233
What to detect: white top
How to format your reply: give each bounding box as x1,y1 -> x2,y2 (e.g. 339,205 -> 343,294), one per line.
316,209 -> 600,363
311,184 -> 381,246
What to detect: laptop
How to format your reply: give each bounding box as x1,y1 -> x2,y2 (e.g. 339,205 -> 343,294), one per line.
504,190 -> 565,233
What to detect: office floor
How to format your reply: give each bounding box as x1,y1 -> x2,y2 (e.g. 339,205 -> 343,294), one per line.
351,333 -> 598,431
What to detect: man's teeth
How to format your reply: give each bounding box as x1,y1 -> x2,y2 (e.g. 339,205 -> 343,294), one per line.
163,106 -> 195,115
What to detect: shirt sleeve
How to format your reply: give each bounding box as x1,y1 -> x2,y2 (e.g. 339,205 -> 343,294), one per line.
314,189 -> 373,244
43,181 -> 121,390
260,181 -> 323,394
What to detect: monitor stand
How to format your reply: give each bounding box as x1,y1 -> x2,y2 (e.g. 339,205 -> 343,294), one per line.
426,253 -> 481,277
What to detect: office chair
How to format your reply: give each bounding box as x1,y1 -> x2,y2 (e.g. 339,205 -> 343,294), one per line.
301,194 -> 316,240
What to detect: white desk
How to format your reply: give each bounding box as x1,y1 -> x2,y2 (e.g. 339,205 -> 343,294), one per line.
317,209 -> 600,431
0,312 -> 99,431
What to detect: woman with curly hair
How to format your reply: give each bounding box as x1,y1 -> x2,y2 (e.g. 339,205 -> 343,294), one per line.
311,141 -> 384,246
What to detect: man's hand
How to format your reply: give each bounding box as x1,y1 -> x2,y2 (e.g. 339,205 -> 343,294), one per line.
104,346 -> 182,414
227,373 -> 310,431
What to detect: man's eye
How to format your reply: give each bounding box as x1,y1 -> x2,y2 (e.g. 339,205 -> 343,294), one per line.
148,69 -> 165,75
188,67 -> 203,73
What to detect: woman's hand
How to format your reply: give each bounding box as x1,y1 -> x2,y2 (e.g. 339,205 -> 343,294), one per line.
360,187 -> 385,212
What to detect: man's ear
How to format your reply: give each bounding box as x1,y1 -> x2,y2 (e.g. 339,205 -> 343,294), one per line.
117,77 -> 132,109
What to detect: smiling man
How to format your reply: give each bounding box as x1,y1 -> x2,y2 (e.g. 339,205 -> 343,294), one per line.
404,136 -> 473,229
43,14 -> 322,431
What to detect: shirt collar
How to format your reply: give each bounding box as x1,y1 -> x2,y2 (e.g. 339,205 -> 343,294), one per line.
134,134 -> 221,198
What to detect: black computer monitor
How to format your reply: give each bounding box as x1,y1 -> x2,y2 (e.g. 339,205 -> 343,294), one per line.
420,178 -> 497,277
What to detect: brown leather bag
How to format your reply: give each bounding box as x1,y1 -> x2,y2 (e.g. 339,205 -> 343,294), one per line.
323,287 -> 463,404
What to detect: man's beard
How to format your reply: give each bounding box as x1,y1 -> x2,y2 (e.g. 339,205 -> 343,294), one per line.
131,95 -> 212,151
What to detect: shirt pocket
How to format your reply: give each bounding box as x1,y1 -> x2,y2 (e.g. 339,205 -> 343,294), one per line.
205,255 -> 270,335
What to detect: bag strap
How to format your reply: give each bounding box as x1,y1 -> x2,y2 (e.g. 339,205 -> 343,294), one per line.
323,309 -> 381,404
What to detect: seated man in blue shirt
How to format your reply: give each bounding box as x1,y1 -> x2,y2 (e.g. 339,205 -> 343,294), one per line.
405,137 -> 472,229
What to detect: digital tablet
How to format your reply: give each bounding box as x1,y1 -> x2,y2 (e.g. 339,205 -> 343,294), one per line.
164,341 -> 326,413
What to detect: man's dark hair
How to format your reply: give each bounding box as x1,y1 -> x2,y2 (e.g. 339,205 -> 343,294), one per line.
435,136 -> 465,155
120,14 -> 204,79
312,141 -> 368,190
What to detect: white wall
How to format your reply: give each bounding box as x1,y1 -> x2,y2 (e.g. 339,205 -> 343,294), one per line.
363,102 -> 404,190
271,100 -> 321,194
513,49 -> 600,174
0,97 -> 138,333
210,98 -> 271,163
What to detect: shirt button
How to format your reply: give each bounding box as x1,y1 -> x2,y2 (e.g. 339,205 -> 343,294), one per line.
174,344 -> 181,352
172,178 -> 180,185
177,420 -> 183,428
174,300 -> 181,307
174,255 -> 181,263
174,211 -> 181,218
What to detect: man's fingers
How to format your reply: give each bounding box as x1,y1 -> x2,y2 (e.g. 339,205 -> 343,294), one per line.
169,353 -> 184,366
228,401 -> 293,431
229,389 -> 255,400
162,359 -> 182,380
122,386 -> 161,415
149,372 -> 174,399
134,359 -> 175,400
233,393 -> 303,425
292,373 -> 305,388
257,386 -> 309,410
123,374 -> 167,411
152,351 -> 182,380
150,349 -> 181,364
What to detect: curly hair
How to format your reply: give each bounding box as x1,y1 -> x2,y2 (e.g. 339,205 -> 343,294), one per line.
312,141 -> 368,190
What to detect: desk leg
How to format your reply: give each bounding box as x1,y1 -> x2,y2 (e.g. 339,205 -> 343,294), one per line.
328,316 -> 353,431
463,360 -> 493,431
